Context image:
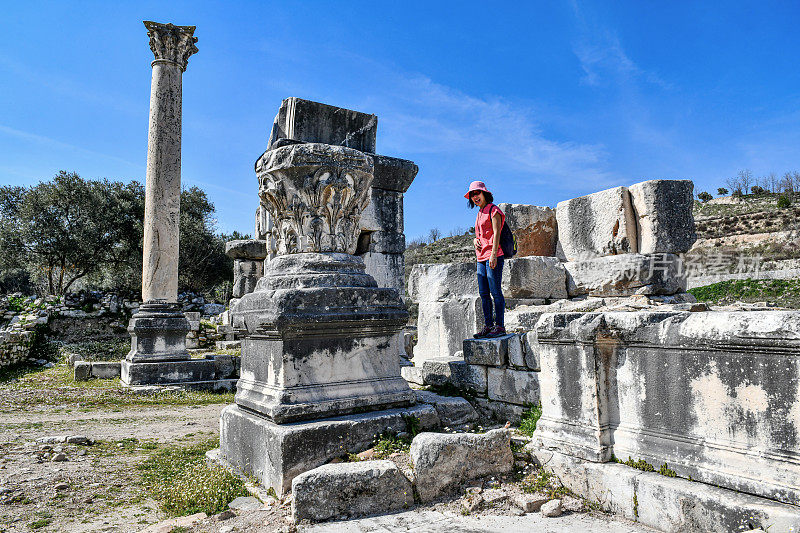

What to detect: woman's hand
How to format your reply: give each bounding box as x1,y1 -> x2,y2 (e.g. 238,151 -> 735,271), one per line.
489,253 -> 497,269
473,237 -> 480,251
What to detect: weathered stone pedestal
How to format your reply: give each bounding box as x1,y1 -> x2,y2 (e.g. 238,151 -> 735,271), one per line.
219,253 -> 424,493
219,138 -> 427,495
122,301 -> 218,387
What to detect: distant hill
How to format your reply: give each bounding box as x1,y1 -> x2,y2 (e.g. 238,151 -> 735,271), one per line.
691,193 -> 800,265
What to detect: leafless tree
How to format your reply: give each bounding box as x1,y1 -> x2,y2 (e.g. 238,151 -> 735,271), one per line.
738,169 -> 753,193
428,228 -> 442,243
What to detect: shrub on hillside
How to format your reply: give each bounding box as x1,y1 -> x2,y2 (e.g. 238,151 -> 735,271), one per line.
778,195 -> 792,209
697,191 -> 713,202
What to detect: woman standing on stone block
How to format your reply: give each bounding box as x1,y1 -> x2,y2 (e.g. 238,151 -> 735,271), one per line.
466,181 -> 506,338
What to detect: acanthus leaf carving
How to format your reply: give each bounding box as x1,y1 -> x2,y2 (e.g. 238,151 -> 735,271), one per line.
143,21 -> 199,71
256,143 -> 374,255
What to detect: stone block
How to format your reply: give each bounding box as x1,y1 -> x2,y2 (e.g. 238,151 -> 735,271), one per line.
463,335 -> 509,366
267,97 -> 377,153
74,361 -> 91,381
361,252 -> 404,292
497,203 -> 557,257
535,310 -> 800,505
365,230 -> 405,254
487,367 -> 540,406
218,404 -> 439,496
227,496 -> 262,511
407,263 -> 477,303
501,256 -> 567,299
400,365 -> 424,385
453,363 -> 488,395
225,239 -> 268,260
213,354 -> 238,379
121,359 -> 217,386
410,429 -> 513,501
473,398 -> 526,424
90,362 -> 121,379
360,188 -> 403,233
507,334 -> 525,368
415,390 -> 478,428
417,357 -> 486,395
556,186 -> 638,261
184,311 -> 201,330
628,179 -> 696,254
522,331 -> 540,371
291,460 -> 413,522
413,296 -> 481,363
528,448 -> 800,533
564,253 -> 686,297
372,154 -> 418,193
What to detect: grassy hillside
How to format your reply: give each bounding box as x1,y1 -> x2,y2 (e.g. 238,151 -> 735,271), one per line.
688,279 -> 800,309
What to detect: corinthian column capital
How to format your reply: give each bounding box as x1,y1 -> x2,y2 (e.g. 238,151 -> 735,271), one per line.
143,21 -> 198,71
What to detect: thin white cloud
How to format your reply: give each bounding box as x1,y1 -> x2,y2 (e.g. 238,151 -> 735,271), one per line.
0,124 -> 140,169
367,70 -> 615,189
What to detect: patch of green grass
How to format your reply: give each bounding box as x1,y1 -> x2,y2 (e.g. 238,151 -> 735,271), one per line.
615,456 -> 655,472
688,278 -> 800,309
520,468 -> 570,499
374,433 -> 411,458
29,518 -> 51,529
402,414 -> 421,438
659,463 -> 677,477
138,436 -> 247,517
61,339 -> 130,362
518,403 -> 542,437
0,361 -> 234,411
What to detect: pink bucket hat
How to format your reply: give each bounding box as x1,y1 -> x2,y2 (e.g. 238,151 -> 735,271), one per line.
464,180 -> 490,199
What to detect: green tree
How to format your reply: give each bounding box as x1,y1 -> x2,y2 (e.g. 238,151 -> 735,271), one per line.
0,173 -> 234,297
717,187 -> 728,196
0,172 -> 139,295
697,191 -> 713,203
178,187 -> 232,294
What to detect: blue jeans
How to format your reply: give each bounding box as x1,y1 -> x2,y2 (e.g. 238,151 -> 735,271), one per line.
477,257 -> 505,328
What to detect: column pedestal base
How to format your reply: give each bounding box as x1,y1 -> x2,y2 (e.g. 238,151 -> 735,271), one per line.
217,403 -> 440,496
121,358 -> 218,387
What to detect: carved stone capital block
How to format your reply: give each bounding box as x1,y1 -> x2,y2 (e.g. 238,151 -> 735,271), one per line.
144,20 -> 198,70
255,143 -> 374,255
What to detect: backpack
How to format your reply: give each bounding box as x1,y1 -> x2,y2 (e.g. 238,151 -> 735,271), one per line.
492,204 -> 517,258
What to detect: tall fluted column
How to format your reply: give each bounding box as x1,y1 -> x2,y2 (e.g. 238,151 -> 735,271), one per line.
142,21 -> 198,301
123,22 -> 206,385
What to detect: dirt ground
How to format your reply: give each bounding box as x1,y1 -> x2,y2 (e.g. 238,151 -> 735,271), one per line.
0,363 -> 652,533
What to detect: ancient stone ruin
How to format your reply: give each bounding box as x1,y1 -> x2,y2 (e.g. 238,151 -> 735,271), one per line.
216,99 -> 438,495
401,180 -> 800,530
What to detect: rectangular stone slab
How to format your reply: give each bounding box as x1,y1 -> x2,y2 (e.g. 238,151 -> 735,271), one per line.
556,186 -> 638,261
121,358 -> 216,386
496,203 -> 557,257
535,310 -> 800,506
564,253 -> 686,297
487,367 -> 540,406
218,403 -> 439,496
267,97 -> 377,153
628,179 -> 697,254
361,252 -> 404,292
236,333 -> 416,423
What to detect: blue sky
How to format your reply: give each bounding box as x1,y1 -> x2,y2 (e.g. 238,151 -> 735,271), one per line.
2,1 -> 800,240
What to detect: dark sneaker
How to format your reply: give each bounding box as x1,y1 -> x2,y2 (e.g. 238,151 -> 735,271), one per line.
473,326 -> 492,339
487,325 -> 507,338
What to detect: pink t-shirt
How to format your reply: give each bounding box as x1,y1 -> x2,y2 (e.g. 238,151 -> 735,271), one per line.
475,204 -> 505,262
